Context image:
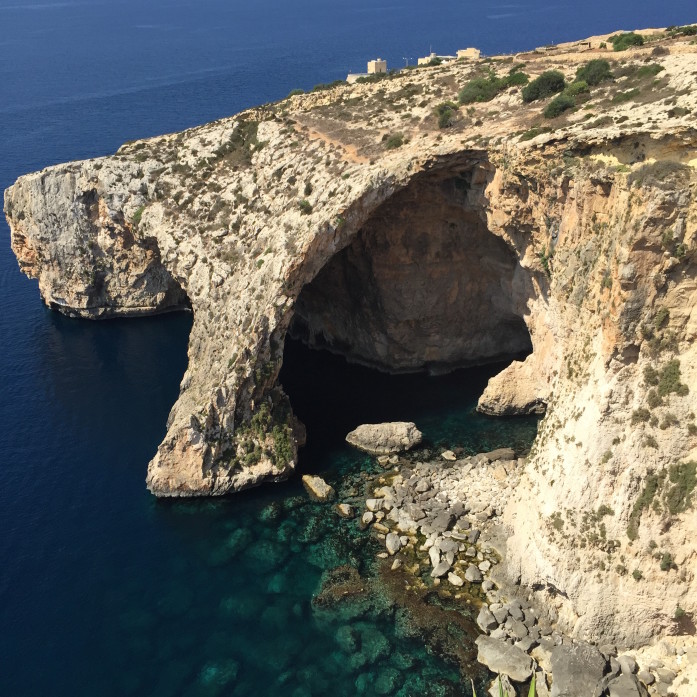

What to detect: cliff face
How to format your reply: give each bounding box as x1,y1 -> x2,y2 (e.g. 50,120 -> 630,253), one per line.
5,30 -> 697,645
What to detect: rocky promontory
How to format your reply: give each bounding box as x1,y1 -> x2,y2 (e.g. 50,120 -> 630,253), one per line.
5,26 -> 697,654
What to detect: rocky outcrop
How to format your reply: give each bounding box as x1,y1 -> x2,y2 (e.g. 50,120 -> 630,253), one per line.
345,422 -> 423,455
5,27 -> 697,648
475,635 -> 534,683
302,474 -> 336,502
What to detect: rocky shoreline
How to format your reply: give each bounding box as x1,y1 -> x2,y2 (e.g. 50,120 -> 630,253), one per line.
314,425 -> 696,696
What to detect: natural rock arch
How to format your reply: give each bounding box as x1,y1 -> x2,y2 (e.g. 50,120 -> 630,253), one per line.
287,164 -> 534,375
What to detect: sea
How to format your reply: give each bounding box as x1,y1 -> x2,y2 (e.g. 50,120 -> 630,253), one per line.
1,1 -> 694,695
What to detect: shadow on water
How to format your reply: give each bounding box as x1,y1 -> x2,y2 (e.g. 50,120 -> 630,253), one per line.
5,318 -> 539,697
279,337 -> 539,480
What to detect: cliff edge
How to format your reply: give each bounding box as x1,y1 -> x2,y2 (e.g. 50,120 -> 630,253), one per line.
5,27 -> 697,646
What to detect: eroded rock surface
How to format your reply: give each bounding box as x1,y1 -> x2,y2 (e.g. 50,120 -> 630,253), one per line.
346,422 -> 423,455
6,27 -> 697,649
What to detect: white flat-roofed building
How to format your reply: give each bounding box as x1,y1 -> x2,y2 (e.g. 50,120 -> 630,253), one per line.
367,58 -> 387,74
457,47 -> 481,60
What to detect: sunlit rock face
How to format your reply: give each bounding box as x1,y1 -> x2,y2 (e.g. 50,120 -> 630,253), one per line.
6,30 -> 697,650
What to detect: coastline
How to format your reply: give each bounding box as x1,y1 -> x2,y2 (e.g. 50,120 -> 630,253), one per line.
343,441 -> 696,695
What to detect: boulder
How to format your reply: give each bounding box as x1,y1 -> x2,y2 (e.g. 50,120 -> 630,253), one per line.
477,605 -> 499,632
405,503 -> 426,521
550,641 -> 607,697
465,565 -> 483,583
481,447 -> 516,461
637,671 -> 654,686
475,635 -> 534,682
336,503 -> 354,518
618,655 -> 638,675
607,674 -> 649,697
447,572 -> 464,587
441,450 -> 457,461
345,422 -> 422,455
431,561 -> 451,578
302,475 -> 335,502
431,511 -> 456,533
385,533 -> 402,556
488,674 -> 516,697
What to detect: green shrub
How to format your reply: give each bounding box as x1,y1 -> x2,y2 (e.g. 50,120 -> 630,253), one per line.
271,425 -> 293,466
563,80 -> 589,97
435,101 -> 458,128
298,199 -> 313,215
610,32 -> 645,51
506,71 -> 529,86
312,80 -> 346,92
612,88 -> 640,104
660,552 -> 675,571
627,470 -> 662,539
458,71 -> 529,104
646,383 -> 663,409
631,408 -> 650,424
632,569 -> 643,581
287,88 -> 305,97
576,59 -> 613,85
519,126 -> 552,141
544,93 -> 575,118
355,73 -> 388,84
131,205 -> 145,226
665,461 -> 697,514
654,307 -> 670,329
660,413 -> 679,430
644,435 -> 658,449
522,70 -> 566,102
657,359 -> 688,397
644,365 -> 659,386
636,63 -> 664,78
458,76 -> 505,104
675,605 -> 686,619
384,132 -> 405,149
647,389 -> 662,409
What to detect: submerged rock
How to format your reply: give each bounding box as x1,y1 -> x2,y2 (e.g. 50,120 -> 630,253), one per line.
335,503 -> 354,518
301,475 -> 335,502
345,422 -> 422,455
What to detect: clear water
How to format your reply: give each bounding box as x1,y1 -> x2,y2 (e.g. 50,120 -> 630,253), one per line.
2,1 -> 695,695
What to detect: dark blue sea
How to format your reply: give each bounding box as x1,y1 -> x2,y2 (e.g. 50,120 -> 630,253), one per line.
1,1 -> 694,695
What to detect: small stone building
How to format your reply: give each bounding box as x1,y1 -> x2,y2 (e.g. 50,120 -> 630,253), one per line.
457,47 -> 481,60
367,58 -> 387,74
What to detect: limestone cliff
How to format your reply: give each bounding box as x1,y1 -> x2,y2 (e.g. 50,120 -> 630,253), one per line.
5,28 -> 697,646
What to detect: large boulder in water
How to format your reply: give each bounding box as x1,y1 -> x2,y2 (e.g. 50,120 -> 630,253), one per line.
345,422 -> 422,455
302,474 -> 335,502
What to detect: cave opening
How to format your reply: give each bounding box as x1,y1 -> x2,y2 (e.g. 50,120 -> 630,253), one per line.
288,166 -> 532,374
278,164 -> 537,472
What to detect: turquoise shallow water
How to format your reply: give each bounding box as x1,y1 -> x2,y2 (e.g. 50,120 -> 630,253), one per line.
4,0 -> 694,694
60,340 -> 539,697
